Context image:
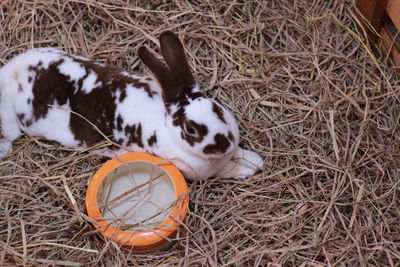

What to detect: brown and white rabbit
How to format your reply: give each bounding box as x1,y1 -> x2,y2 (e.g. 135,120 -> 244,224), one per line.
0,31 -> 263,180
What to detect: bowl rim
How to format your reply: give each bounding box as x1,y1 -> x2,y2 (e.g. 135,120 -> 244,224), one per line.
85,152 -> 189,248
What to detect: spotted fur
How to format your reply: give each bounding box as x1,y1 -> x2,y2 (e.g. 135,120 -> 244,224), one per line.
0,31 -> 263,180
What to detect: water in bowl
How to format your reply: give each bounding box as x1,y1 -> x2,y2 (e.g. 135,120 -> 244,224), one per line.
97,161 -> 176,232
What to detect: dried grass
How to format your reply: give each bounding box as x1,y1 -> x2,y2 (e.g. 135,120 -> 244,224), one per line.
1,0 -> 400,266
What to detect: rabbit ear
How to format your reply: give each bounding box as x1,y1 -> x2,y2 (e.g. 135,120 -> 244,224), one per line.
159,31 -> 195,92
138,46 -> 179,103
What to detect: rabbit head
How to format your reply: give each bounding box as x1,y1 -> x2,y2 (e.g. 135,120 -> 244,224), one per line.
138,31 -> 239,164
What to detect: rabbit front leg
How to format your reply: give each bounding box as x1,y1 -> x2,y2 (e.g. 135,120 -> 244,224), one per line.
217,147 -> 263,179
0,81 -> 21,158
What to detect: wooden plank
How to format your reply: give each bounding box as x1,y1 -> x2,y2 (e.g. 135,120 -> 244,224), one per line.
380,26 -> 400,70
382,14 -> 400,50
355,0 -> 388,41
387,0 -> 400,32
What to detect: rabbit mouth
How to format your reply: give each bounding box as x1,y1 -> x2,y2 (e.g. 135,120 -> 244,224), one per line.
207,152 -> 231,159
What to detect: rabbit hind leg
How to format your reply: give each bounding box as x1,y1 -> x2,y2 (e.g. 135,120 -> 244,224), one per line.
0,79 -> 22,158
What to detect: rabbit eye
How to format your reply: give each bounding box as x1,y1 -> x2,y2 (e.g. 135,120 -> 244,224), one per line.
184,123 -> 197,136
187,126 -> 196,135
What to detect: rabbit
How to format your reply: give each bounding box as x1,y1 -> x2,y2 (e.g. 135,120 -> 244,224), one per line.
0,31 -> 263,180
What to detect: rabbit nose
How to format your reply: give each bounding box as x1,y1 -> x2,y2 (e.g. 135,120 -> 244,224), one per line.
202,133 -> 233,156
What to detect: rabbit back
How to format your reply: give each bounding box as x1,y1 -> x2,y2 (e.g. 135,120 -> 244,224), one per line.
0,48 -> 163,151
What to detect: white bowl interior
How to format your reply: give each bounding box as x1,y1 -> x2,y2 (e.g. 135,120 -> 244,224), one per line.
97,161 -> 176,232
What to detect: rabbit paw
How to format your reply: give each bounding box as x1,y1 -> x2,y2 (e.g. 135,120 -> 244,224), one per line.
218,147 -> 263,179
0,139 -> 12,159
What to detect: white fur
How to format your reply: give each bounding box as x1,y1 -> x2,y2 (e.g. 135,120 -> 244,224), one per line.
58,57 -> 86,81
24,103 -> 81,148
81,71 -> 102,94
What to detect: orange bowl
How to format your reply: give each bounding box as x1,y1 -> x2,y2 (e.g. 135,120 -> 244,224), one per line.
86,152 -> 189,251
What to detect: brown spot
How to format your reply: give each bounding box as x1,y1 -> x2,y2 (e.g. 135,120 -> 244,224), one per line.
69,86 -> 116,145
119,89 -> 127,102
17,113 -> 32,127
212,102 -> 227,124
203,133 -> 231,154
227,131 -> 234,142
76,70 -> 90,92
172,104 -> 186,127
30,58 -> 75,120
125,123 -> 143,148
188,91 -> 203,100
145,77 -> 152,81
28,76 -> 33,83
148,133 -> 157,146
116,115 -> 123,131
17,113 -> 25,121
18,83 -> 23,92
27,98 -> 31,104
173,91 -> 203,105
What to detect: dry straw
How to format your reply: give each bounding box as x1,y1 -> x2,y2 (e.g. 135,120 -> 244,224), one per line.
1,0 -> 399,266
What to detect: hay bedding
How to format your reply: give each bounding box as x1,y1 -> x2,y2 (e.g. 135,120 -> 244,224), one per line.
0,0 -> 399,266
